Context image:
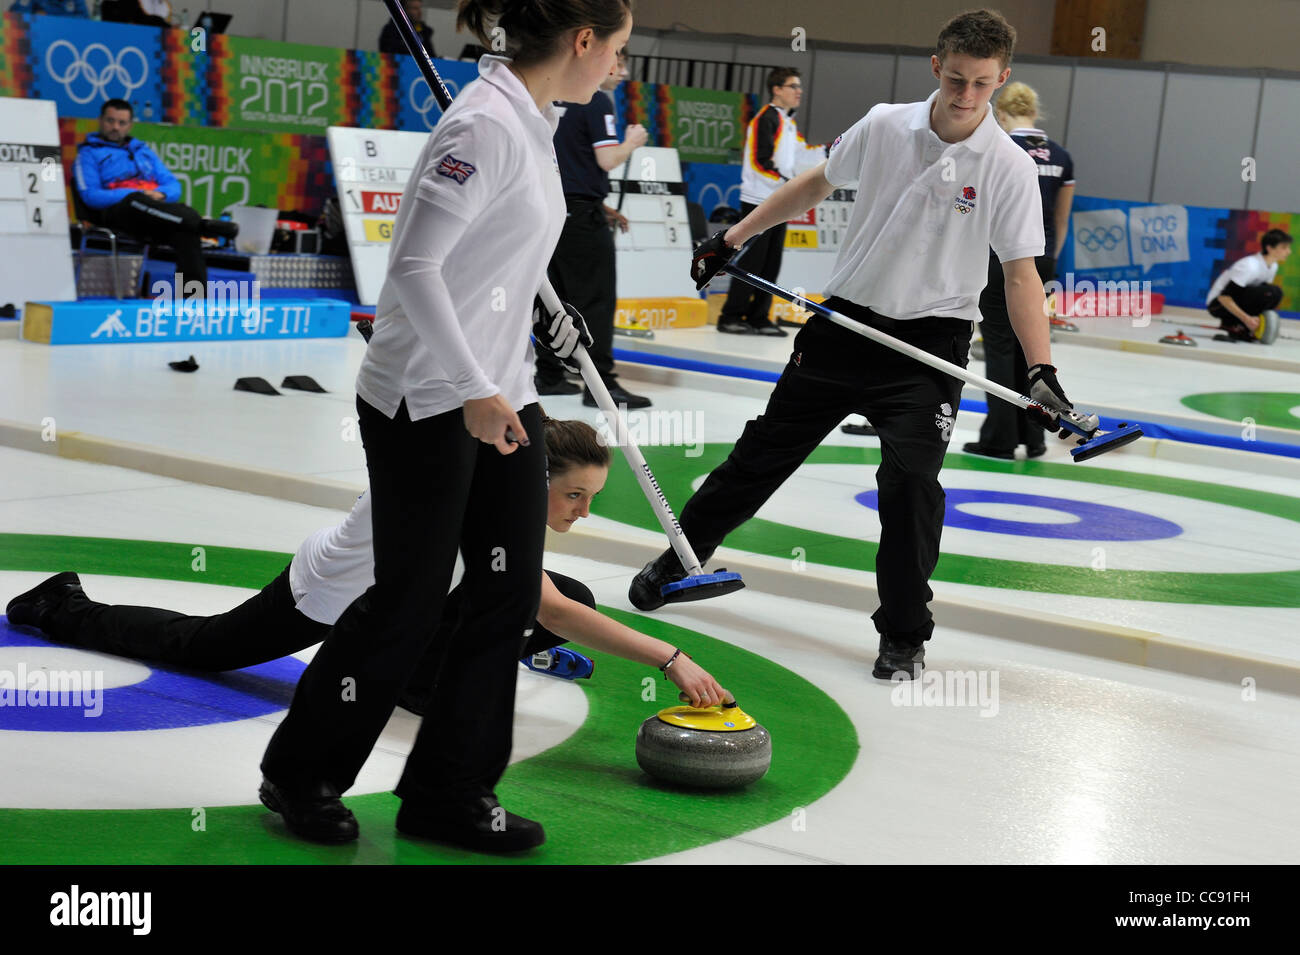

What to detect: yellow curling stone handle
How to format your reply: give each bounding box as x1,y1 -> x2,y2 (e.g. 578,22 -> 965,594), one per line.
657,696 -> 757,732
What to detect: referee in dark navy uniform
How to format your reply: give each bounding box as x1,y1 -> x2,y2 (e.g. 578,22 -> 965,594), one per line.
964,81 -> 1075,460
541,49 -> 652,409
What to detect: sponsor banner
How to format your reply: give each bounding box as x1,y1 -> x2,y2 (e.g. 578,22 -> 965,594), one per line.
24,297 -> 350,345
396,55 -> 477,131
60,117 -> 332,219
31,15 -> 165,121
1059,196 -> 1299,311
209,35 -> 347,134
620,83 -> 758,164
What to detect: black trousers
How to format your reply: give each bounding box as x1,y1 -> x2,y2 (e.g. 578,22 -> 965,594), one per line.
262,397 -> 548,806
38,565 -> 590,678
543,197 -> 617,384
95,192 -> 209,288
720,202 -> 787,325
1208,282 -> 1282,338
678,300 -> 971,646
975,255 -> 1055,452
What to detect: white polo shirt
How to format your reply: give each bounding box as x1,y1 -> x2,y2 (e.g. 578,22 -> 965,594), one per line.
289,493 -> 377,625
1205,252 -> 1278,305
356,56 -> 566,420
822,90 -> 1044,322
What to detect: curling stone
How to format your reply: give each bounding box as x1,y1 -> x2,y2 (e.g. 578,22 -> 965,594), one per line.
1159,329 -> 1198,347
1256,310 -> 1280,346
635,698 -> 771,789
1049,316 -> 1080,332
970,337 -> 985,361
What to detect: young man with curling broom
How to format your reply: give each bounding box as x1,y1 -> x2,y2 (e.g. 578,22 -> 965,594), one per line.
631,9 -> 1078,680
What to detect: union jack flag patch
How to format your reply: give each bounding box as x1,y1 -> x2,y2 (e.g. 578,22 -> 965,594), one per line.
436,154 -> 477,185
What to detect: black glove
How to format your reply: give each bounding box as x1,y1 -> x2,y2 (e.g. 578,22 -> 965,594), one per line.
690,230 -> 739,290
1026,363 -> 1072,434
532,298 -> 593,374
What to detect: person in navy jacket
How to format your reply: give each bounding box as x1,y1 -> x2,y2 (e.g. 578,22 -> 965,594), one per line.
74,99 -> 236,295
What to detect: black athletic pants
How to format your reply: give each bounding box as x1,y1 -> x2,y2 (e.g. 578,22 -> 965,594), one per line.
1207,282 -> 1282,338
542,197 -> 617,385
39,566 -> 590,678
677,300 -> 971,646
95,192 -> 209,289
719,202 -> 787,326
975,254 -> 1055,452
262,397 -> 548,806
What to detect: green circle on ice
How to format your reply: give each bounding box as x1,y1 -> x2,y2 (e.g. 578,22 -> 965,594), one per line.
590,443 -> 1300,608
0,533 -> 857,864
1180,392 -> 1300,432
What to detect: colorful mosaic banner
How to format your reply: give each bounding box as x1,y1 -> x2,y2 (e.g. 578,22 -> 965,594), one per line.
60,117 -> 332,220
207,36 -> 348,134
0,13 -> 33,100
619,83 -> 757,164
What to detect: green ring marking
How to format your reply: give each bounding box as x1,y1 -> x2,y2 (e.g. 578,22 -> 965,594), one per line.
0,535 -> 858,865
1180,392 -> 1300,433
591,443 -> 1300,608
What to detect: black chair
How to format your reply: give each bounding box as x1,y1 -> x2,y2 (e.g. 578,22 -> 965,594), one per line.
71,190 -> 154,299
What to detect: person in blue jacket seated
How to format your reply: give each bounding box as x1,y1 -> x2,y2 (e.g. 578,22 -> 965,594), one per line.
74,98 -> 238,296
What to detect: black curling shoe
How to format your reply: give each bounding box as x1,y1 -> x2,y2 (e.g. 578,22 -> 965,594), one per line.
628,550 -> 687,611
872,636 -> 926,681
396,795 -> 544,854
258,777 -> 359,844
5,572 -> 83,630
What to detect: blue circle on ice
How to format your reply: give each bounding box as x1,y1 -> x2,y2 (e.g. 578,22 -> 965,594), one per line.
855,488 -> 1183,541
0,623 -> 305,732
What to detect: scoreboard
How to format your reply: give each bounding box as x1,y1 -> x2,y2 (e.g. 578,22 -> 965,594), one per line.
1,98 -> 76,309
327,125 -> 427,306
607,146 -> 696,298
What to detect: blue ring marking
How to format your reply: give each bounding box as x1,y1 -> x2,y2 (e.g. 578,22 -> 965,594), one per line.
0,623 -> 305,732
855,488 -> 1183,541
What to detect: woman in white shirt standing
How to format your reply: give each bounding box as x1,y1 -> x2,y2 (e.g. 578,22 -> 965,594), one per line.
259,0 -> 634,852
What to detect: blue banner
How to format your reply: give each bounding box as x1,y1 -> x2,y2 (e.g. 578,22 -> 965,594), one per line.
30,16 -> 165,122
683,161 -> 741,219
1059,196 -> 1240,310
396,56 -> 479,132
30,297 -> 350,345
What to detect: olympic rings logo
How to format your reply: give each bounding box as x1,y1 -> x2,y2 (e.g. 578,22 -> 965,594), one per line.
1078,225 -> 1126,253
45,41 -> 149,105
407,76 -> 461,130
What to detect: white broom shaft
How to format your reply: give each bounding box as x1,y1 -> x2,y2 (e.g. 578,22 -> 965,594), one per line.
727,264 -> 1035,410
536,285 -> 705,577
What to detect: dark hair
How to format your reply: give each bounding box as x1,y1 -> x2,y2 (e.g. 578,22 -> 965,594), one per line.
766,67 -> 800,99
543,415 -> 611,476
936,9 -> 1017,69
100,98 -> 133,118
457,0 -> 632,67
1262,229 -> 1293,251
